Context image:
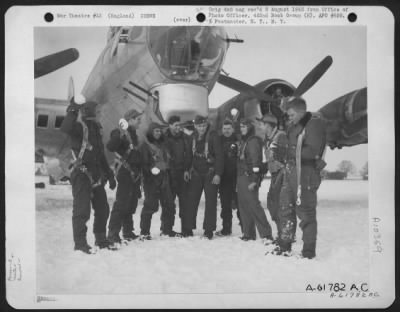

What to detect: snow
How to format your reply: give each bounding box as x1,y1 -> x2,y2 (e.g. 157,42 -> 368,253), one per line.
36,176 -> 369,295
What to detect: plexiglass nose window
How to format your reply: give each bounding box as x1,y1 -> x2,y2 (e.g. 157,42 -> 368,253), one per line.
148,27 -> 228,82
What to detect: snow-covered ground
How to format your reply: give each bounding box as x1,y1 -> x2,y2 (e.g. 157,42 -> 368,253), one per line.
36,176 -> 369,295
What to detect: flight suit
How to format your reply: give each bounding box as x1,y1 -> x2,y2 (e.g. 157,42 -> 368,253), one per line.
263,129 -> 289,237
60,102 -> 114,250
106,126 -> 141,242
278,112 -> 326,258
218,133 -> 239,234
164,129 -> 191,231
139,127 -> 175,236
183,127 -> 224,234
237,130 -> 273,240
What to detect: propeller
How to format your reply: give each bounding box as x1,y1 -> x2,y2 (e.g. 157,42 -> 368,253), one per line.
34,48 -> 79,79
217,74 -> 278,103
293,55 -> 333,97
217,55 -> 333,116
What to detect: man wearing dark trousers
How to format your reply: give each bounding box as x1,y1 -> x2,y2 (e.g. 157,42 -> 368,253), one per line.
236,118 -> 273,244
139,123 -> 180,239
216,118 -> 240,236
272,97 -> 327,258
164,115 -> 191,234
106,109 -> 142,249
60,97 -> 116,254
256,113 -> 289,240
182,115 -> 224,239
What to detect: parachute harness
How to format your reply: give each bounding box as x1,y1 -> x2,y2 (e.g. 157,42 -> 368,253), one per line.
70,119 -> 101,189
114,129 -> 141,183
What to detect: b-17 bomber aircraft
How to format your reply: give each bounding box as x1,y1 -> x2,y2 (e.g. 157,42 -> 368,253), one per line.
34,26 -> 367,183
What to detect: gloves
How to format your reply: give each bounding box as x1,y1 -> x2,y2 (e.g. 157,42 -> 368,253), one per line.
119,118 -> 129,130
151,167 -> 160,175
67,95 -> 86,113
108,173 -> 117,190
211,174 -> 221,185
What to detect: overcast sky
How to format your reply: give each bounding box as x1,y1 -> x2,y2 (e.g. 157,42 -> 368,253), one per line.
34,26 -> 367,171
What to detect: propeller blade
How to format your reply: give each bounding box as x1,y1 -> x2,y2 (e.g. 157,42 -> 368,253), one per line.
293,55 -> 333,97
34,48 -> 79,79
217,74 -> 277,103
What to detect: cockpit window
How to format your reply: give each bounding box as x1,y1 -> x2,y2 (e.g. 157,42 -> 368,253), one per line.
148,27 -> 228,82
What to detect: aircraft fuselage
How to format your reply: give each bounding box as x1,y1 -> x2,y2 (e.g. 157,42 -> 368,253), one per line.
36,26 -> 229,180
82,26 -> 229,142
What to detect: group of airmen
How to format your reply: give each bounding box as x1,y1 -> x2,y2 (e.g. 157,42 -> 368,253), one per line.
60,94 -> 327,259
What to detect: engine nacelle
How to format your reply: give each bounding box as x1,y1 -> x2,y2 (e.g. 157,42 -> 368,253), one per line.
319,87 -> 367,149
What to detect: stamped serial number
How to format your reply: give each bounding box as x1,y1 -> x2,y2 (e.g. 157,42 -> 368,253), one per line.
306,282 -> 368,292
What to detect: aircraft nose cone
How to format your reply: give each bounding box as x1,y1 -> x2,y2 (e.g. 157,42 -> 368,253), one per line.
147,26 -> 228,83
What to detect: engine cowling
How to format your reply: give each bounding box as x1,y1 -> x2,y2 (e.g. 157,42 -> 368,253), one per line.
318,87 -> 367,149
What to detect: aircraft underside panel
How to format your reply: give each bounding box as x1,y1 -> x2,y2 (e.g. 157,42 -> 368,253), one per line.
150,83 -> 209,123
